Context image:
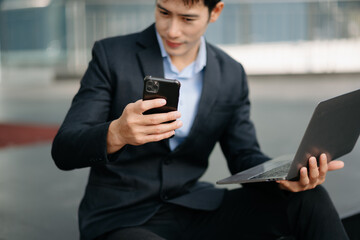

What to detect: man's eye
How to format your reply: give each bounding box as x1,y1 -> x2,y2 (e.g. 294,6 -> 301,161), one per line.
184,17 -> 195,22
159,10 -> 169,16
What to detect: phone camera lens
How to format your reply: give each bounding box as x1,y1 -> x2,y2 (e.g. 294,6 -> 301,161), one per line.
146,84 -> 153,92
146,80 -> 159,93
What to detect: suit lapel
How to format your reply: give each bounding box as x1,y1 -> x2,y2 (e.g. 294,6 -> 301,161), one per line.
172,44 -> 221,154
189,44 -> 221,135
136,24 -> 164,78
137,47 -> 164,78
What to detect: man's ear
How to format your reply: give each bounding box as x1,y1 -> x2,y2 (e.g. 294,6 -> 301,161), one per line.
209,2 -> 224,23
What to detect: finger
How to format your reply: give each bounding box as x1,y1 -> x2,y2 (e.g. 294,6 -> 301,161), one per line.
143,111 -> 181,125
142,120 -> 183,135
299,167 -> 310,187
126,125 -> 178,145
318,154 -> 328,179
135,99 -> 167,114
308,156 -> 319,183
142,130 -> 177,143
328,160 -> 345,171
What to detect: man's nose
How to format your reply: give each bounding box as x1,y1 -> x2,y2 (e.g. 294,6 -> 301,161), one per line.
167,18 -> 181,38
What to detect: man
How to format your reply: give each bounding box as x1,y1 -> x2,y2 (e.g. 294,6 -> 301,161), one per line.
52,0 -> 349,239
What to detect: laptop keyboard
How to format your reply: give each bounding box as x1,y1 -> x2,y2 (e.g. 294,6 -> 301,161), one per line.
250,162 -> 292,180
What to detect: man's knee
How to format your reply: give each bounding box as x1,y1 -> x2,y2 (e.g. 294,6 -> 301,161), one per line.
289,185 -> 338,217
295,185 -> 331,204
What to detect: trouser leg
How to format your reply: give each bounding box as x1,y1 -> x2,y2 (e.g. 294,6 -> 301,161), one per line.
102,228 -> 165,240
184,184 -> 293,240
183,184 -> 348,240
286,185 -> 349,240
98,184 -> 349,240
98,204 -> 185,240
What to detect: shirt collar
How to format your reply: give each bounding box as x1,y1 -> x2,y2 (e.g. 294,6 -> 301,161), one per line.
155,30 -> 207,74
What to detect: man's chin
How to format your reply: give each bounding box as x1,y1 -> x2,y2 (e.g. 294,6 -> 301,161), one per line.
164,48 -> 184,57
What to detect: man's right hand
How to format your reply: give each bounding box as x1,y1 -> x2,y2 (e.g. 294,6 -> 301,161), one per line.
106,99 -> 182,154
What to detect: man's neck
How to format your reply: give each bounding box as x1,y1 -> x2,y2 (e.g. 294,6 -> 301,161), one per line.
170,54 -> 197,72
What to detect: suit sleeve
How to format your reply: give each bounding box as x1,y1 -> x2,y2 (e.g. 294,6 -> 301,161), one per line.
219,65 -> 270,175
51,41 -> 115,170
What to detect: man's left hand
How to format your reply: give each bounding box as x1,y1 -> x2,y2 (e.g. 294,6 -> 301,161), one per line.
276,153 -> 345,192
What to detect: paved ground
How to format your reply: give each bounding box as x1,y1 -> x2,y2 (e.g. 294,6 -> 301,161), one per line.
0,72 -> 359,239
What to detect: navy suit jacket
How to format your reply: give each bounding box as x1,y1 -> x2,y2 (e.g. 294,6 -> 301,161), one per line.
51,24 -> 270,240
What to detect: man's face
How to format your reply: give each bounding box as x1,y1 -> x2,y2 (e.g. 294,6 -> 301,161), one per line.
155,0 -> 214,62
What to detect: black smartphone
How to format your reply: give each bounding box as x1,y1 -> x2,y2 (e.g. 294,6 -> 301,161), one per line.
142,76 -> 181,118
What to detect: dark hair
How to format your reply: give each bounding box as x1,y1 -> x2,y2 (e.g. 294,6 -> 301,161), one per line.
182,0 -> 221,13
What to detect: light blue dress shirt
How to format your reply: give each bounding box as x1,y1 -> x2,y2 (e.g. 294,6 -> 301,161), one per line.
156,31 -> 206,150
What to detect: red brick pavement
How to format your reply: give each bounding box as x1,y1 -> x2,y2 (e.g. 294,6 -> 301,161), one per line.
0,123 -> 59,148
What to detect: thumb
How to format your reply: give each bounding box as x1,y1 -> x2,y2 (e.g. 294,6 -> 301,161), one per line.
328,160 -> 345,171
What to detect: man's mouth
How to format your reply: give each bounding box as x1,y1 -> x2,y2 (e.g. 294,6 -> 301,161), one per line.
166,40 -> 182,48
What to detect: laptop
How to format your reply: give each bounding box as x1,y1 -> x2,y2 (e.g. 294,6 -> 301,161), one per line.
217,89 -> 360,185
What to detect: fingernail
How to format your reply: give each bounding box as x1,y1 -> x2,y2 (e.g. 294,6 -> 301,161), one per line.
159,99 -> 166,104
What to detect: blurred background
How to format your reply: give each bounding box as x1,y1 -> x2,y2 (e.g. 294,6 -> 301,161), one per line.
0,0 -> 359,239
1,0 -> 360,79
